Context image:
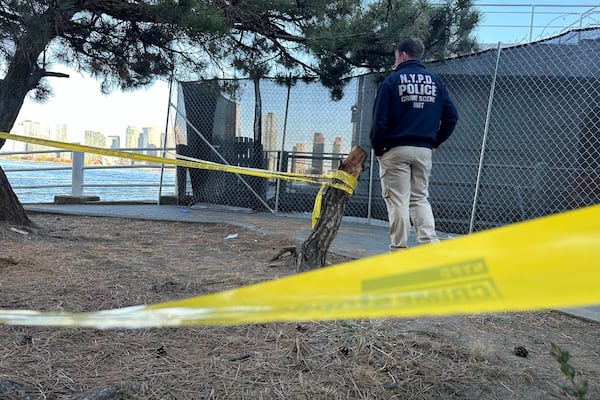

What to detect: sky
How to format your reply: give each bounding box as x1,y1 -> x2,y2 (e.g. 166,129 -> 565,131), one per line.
473,1 -> 600,45
15,69 -> 172,143
12,1 -> 600,144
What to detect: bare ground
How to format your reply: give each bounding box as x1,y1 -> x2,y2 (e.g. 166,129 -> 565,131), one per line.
0,212 -> 598,400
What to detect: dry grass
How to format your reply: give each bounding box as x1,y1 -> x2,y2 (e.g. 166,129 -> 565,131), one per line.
0,213 -> 599,400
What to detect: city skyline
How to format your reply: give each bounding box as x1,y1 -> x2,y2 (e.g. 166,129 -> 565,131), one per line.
10,114 -> 166,148
3,119 -> 163,154
6,112 -> 346,152
5,113 -> 345,159
12,78 -> 355,156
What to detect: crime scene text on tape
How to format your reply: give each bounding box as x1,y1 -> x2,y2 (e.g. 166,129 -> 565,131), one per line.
0,204 -> 598,328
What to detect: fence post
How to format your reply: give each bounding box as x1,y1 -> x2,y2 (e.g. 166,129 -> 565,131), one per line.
72,151 -> 84,196
158,76 -> 175,204
529,5 -> 535,42
275,76 -> 292,214
469,42 -> 502,234
367,148 -> 375,223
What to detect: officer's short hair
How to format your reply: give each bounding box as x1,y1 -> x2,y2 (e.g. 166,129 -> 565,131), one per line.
396,38 -> 425,60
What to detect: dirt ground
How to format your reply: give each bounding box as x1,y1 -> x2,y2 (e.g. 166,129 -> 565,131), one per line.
0,212 -> 598,400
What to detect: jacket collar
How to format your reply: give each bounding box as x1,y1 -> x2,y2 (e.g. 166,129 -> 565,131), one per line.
394,59 -> 425,72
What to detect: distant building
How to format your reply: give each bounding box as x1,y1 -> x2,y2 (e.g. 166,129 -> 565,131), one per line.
53,123 -> 69,160
107,135 -> 131,165
22,120 -> 42,137
292,142 -> 307,174
18,120 -> 48,153
311,132 -> 325,174
108,135 -> 121,149
84,131 -> 106,147
331,136 -> 344,171
161,128 -> 176,150
6,121 -> 27,152
263,112 -> 278,171
125,126 -> 140,149
138,129 -> 148,149
55,123 -> 68,143
145,126 -> 161,148
84,131 -> 106,163
141,126 -> 159,157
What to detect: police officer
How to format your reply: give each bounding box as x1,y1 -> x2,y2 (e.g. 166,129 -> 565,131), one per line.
370,37 -> 459,251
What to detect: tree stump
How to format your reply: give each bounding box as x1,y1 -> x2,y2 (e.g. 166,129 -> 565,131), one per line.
296,146 -> 367,272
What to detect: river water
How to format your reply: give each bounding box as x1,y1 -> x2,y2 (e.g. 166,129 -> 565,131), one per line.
0,158 -> 176,203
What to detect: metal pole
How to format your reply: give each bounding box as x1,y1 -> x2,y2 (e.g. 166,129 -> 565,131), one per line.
367,149 -> 375,223
158,77 -> 175,204
72,151 -> 84,196
469,42 -> 502,234
529,5 -> 535,42
275,76 -> 292,214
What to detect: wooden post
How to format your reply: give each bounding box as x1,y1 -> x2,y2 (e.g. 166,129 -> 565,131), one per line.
296,146 -> 367,272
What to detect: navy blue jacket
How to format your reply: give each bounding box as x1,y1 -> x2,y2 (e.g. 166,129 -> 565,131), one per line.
370,60 -> 458,157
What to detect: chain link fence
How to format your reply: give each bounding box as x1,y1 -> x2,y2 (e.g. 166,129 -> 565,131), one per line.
165,27 -> 600,234
168,77 -> 358,214
428,27 -> 600,233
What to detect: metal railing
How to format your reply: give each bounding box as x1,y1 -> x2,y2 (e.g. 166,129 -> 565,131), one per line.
1,148 -> 176,204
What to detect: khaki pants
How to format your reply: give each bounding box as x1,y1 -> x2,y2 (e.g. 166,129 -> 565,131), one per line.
378,146 -> 439,250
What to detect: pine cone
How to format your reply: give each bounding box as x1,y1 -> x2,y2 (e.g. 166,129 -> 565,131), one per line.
514,345 -> 528,358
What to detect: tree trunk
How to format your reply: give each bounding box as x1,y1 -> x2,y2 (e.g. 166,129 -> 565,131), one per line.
296,146 -> 367,272
0,167 -> 34,227
252,77 -> 262,145
0,74 -> 36,226
0,14 -> 53,226
0,71 -> 38,226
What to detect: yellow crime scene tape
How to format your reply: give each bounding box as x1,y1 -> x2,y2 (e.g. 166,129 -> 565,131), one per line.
0,198 -> 597,328
0,132 -> 356,193
0,132 -> 357,227
1,132 -> 598,328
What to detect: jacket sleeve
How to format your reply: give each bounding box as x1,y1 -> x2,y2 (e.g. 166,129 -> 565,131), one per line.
370,81 -> 391,157
432,85 -> 459,148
